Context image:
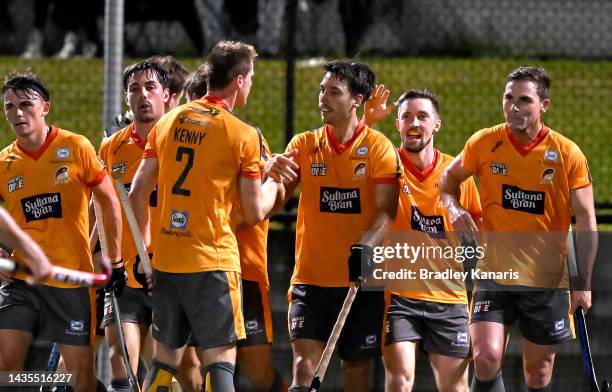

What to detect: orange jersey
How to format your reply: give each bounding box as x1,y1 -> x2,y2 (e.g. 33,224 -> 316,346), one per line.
99,124 -> 159,288
461,123 -> 591,286
289,122 -> 401,287
391,149 -> 482,304
144,97 -> 262,273
0,127 -> 106,288
235,134 -> 271,284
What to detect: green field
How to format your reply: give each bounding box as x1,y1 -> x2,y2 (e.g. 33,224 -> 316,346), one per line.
1,56 -> 611,203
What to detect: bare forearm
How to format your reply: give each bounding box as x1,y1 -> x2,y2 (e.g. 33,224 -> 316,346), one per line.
98,196 -> 122,261
575,214 -> 598,289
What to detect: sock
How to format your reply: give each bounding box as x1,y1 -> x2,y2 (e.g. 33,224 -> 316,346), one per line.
109,378 -> 130,392
263,371 -> 288,392
204,361 -> 235,392
143,360 -> 177,392
528,385 -> 551,392
471,371 -> 505,392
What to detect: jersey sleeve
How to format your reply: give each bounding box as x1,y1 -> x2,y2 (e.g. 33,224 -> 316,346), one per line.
460,132 -> 482,176
237,126 -> 262,180
285,133 -> 304,178
460,177 -> 482,220
98,137 -> 111,167
77,136 -> 106,188
143,126 -> 159,159
566,142 -> 592,190
372,137 -> 401,185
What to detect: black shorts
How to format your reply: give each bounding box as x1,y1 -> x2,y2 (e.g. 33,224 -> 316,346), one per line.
238,279 -> 273,347
95,288 -> 105,336
384,294 -> 470,358
151,269 -> 244,349
0,280 -> 93,346
102,286 -> 152,328
470,279 -> 573,345
288,284 -> 384,361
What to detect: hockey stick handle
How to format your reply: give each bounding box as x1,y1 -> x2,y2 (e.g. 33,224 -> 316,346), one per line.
111,172 -> 152,275
110,290 -> 140,392
308,283 -> 359,391
0,257 -> 109,287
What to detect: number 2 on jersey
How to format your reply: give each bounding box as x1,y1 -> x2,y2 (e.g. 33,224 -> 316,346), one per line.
172,147 -> 194,196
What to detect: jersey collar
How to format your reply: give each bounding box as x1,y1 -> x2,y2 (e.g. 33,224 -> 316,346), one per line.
399,147 -> 440,182
325,121 -> 366,155
203,95 -> 230,111
505,123 -> 549,157
16,126 -> 58,161
128,123 -> 147,150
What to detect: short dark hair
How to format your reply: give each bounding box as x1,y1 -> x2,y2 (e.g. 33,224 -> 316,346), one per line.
396,88 -> 440,117
323,61 -> 375,105
185,65 -> 208,101
122,60 -> 169,91
2,70 -> 50,101
506,66 -> 550,100
146,55 -> 188,96
205,40 -> 257,91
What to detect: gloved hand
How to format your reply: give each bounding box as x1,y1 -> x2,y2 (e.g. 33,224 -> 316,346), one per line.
105,263 -> 128,297
348,244 -> 374,282
133,253 -> 153,294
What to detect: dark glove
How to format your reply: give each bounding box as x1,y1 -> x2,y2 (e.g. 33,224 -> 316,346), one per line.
105,264 -> 128,297
348,244 -> 373,282
133,253 -> 153,294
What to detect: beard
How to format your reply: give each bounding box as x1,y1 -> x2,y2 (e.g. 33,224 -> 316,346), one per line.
403,134 -> 433,153
132,110 -> 156,123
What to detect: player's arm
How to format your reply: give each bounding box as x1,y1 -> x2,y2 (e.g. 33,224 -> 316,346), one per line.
0,207 -> 52,282
91,175 -> 122,265
440,156 -> 479,239
358,183 -> 399,247
570,184 -> 597,312
128,157 -> 158,249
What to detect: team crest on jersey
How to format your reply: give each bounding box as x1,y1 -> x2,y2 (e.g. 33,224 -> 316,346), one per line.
7,175 -> 24,193
54,166 -> 70,184
356,146 -> 368,156
353,161 -> 367,179
319,187 -> 361,214
21,193 -> 63,222
55,148 -> 70,159
311,162 -> 327,176
491,162 -> 508,176
170,210 -> 189,229
544,149 -> 558,162
411,205 -> 445,238
502,184 -> 545,214
541,168 -> 555,183
401,181 -> 411,194
112,161 -> 127,175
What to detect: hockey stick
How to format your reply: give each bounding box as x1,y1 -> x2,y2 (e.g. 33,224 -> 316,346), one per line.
567,229 -> 610,392
308,282 -> 360,392
110,171 -> 151,275
92,197 -> 140,392
39,343 -> 61,392
0,257 -> 108,287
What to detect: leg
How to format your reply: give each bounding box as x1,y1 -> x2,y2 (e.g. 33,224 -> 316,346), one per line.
175,346 -> 203,392
429,354 -> 469,392
238,344 -> 277,390
382,341 -> 417,392
521,338 -> 556,389
341,358 -> 373,392
142,341 -> 184,392
291,338 -> 324,386
199,344 -> 237,392
105,322 -> 143,387
470,321 -> 508,381
60,344 -> 96,392
0,329 -> 32,370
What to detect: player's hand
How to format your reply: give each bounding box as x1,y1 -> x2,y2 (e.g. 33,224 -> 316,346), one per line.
105,264 -> 128,297
363,84 -> 396,126
571,290 -> 592,313
24,258 -> 52,285
448,206 -> 478,244
348,244 -> 374,283
265,150 -> 299,184
133,253 -> 153,296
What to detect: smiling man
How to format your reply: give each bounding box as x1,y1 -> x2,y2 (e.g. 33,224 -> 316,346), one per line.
440,66 -> 597,392
265,60 -> 400,392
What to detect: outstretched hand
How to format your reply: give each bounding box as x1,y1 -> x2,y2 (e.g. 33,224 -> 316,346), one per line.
364,84 -> 396,126
265,149 -> 299,184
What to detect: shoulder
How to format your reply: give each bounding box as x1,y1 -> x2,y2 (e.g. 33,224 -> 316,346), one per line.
546,128 -> 584,157
290,127 -> 323,148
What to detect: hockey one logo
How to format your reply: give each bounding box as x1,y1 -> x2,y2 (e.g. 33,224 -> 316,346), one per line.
319,187 -> 361,214
7,175 -> 23,193
502,184 -> 545,214
411,205 -> 445,238
20,193 -> 62,222
311,162 -> 327,176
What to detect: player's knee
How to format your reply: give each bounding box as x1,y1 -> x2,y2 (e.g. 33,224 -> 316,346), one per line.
472,348 -> 503,379
143,360 -> 176,392
293,355 -> 315,384
386,372 -> 414,392
202,361 -> 235,392
524,366 -> 552,389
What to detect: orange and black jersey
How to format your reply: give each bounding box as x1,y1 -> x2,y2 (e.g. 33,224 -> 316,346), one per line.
144,97 -> 262,273
461,123 -> 591,286
0,127 -> 106,288
99,123 -> 159,289
288,122 -> 401,287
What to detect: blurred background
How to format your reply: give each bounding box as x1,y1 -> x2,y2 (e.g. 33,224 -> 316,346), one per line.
1,0 -> 611,390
